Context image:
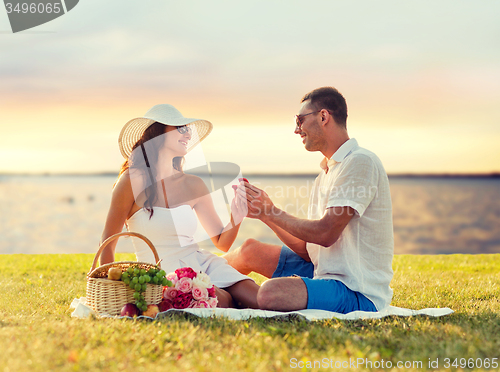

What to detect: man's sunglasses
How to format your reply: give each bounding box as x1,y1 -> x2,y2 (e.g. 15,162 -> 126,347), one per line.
295,110 -> 321,130
295,109 -> 333,130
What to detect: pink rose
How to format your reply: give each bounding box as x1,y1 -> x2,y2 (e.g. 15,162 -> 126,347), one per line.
207,297 -> 218,308
163,286 -> 179,301
207,285 -> 216,298
166,272 -> 178,284
192,286 -> 209,301
192,300 -> 210,308
175,267 -> 197,279
173,292 -> 193,309
175,277 -> 193,293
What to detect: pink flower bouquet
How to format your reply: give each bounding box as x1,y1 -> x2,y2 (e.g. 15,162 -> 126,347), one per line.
159,267 -> 218,310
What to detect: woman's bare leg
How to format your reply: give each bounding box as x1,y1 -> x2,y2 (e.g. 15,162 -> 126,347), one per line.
224,279 -> 260,309
215,286 -> 235,308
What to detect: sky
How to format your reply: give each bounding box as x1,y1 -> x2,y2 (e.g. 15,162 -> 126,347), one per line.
1,0 -> 499,174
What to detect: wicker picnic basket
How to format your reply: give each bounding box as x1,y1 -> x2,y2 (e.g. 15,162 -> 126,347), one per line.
86,232 -> 163,316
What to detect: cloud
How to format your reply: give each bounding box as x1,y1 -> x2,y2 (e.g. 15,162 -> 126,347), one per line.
1,0 -> 499,173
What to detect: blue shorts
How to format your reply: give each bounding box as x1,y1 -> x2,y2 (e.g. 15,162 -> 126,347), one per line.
272,245 -> 377,314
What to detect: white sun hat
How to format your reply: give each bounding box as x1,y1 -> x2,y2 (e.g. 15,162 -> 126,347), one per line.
118,104 -> 213,158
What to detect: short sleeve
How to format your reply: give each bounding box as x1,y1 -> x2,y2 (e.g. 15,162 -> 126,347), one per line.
326,154 -> 379,217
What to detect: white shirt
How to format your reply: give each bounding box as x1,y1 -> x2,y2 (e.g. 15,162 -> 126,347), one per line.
306,138 -> 394,310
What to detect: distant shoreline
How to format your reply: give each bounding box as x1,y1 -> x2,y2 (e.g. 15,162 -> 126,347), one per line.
1,172 -> 499,179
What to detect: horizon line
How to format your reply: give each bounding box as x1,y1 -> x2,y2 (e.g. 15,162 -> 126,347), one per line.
1,171 -> 500,179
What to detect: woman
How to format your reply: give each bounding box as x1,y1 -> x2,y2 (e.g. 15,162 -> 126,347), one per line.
99,104 -> 259,308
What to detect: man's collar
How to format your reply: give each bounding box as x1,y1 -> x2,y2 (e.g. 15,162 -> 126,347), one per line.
320,138 -> 358,173
332,138 -> 358,162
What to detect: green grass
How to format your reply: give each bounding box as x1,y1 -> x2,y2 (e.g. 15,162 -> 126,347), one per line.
1,254 -> 499,371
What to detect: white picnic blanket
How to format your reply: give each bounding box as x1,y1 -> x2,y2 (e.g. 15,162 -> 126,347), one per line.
70,297 -> 454,321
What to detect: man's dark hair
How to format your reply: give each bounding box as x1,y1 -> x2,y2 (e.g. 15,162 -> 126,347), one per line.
301,87 -> 348,128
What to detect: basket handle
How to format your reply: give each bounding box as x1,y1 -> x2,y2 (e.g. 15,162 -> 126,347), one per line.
91,231 -> 161,271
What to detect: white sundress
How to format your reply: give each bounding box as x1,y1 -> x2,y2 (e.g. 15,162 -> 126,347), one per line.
125,205 -> 251,288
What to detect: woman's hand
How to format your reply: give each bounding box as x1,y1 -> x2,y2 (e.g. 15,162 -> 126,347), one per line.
230,184 -> 248,225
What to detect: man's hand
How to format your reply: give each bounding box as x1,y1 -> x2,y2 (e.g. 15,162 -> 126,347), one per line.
235,180 -> 276,220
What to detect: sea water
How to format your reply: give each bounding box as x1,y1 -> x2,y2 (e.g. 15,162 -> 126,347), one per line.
1,174 -> 499,255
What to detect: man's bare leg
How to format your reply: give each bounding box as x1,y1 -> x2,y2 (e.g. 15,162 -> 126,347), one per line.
257,277 -> 308,311
223,238 -> 282,278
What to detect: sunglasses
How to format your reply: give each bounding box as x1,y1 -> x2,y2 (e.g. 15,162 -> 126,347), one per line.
295,109 -> 335,130
176,125 -> 192,135
295,110 -> 321,130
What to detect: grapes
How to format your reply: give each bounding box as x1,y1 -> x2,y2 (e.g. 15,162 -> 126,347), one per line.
120,264 -> 169,311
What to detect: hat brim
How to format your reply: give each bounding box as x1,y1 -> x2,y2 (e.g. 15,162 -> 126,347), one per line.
118,117 -> 213,159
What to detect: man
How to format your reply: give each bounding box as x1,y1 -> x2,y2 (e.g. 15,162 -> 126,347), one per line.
225,86 -> 394,313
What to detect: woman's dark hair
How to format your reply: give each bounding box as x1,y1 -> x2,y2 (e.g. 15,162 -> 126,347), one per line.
115,122 -> 185,218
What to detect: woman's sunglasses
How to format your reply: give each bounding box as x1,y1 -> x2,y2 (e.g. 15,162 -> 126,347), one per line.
176,125 -> 192,135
